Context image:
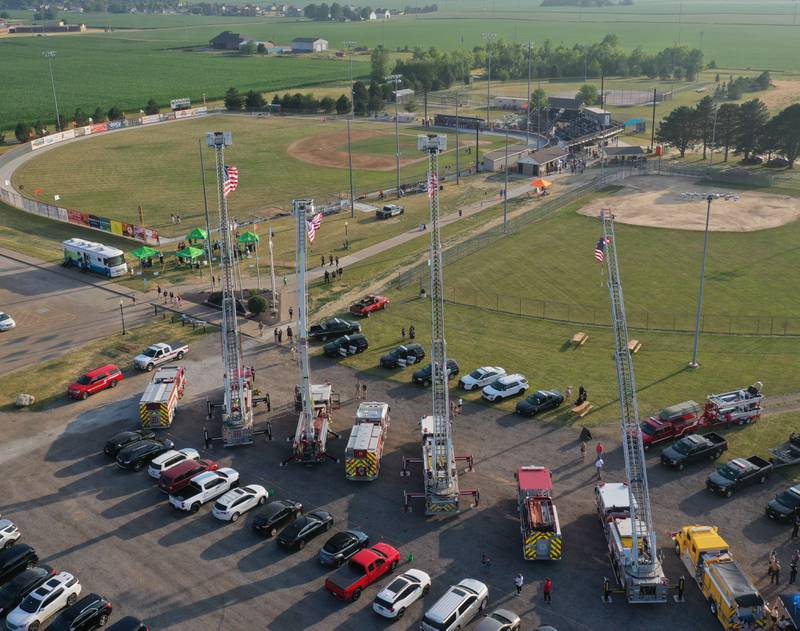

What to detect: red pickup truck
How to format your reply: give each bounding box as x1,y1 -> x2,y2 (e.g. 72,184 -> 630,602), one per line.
349,295 -> 389,317
641,400 -> 702,450
324,543 -> 400,602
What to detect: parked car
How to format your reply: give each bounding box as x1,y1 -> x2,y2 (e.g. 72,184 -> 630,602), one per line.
277,510 -> 333,550
133,342 -> 188,372
481,374 -> 529,402
379,344 -> 425,368
5,571 -> 81,631
104,429 -> 156,458
324,544 -> 400,602
706,456 -> 772,497
476,608 -> 522,631
376,204 -> 404,219
158,459 -> 219,495
318,530 -> 369,567
67,365 -> 123,400
253,500 -> 304,537
309,318 -> 361,342
0,544 -> 38,586
0,312 -> 16,331
211,485 -> 268,522
49,593 -> 112,631
515,389 -> 564,417
349,295 -> 389,317
640,401 -> 702,450
459,367 -> 506,391
372,569 -> 431,619
147,448 -> 199,479
106,616 -> 148,631
169,468 -> 239,512
421,578 -> 489,631
660,433 -> 727,470
0,519 -> 21,550
412,360 -> 459,387
766,485 -> 800,522
0,566 -> 55,618
324,334 -> 369,358
116,438 -> 175,472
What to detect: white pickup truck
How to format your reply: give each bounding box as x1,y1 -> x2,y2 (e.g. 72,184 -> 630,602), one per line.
168,468 -> 239,512
134,341 -> 189,371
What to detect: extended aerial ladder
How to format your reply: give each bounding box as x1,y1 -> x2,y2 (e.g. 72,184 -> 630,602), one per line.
600,210 -> 668,602
401,134 -> 478,514
282,199 -> 338,466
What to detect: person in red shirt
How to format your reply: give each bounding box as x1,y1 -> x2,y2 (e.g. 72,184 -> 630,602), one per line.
543,578 -> 553,604
595,442 -> 604,461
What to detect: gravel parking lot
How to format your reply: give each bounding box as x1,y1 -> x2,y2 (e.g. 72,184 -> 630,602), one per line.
0,334 -> 795,630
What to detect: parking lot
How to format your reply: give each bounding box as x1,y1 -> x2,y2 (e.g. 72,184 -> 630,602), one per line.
0,333 -> 795,630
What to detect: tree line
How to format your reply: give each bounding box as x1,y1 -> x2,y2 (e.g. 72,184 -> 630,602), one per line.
223,87 -> 353,114
302,3 -> 437,20
657,97 -> 800,167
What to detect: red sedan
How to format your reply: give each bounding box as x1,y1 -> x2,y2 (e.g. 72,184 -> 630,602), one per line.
67,364 -> 124,400
349,295 -> 389,317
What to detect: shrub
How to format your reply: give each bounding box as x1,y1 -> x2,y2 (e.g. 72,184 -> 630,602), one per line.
247,295 -> 268,315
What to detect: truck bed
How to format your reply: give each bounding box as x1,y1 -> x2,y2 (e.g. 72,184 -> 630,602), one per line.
170,485 -> 200,501
327,563 -> 366,590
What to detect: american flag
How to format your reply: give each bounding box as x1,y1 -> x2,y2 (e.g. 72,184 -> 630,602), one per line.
223,165 -> 239,197
594,237 -> 607,263
428,172 -> 438,199
306,212 -> 323,244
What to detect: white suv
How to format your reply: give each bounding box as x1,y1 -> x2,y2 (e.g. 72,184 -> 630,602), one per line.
459,367 -> 506,391
211,485 -> 269,522
372,568 -> 431,619
421,578 -> 488,631
6,571 -> 82,631
0,518 -> 21,550
481,374 -> 528,401
147,448 -> 200,479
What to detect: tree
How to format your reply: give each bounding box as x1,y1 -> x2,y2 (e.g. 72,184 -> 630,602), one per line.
335,94 -> 351,114
91,107 -> 106,123
404,99 -> 417,112
303,3 -> 317,18
764,104 -> 800,167
256,43 -> 267,54
245,90 -> 265,111
224,87 -> 244,111
734,98 -> 769,161
32,120 -> 44,137
715,103 -> 738,162
529,87 -> 549,112
755,71 -> 771,91
352,81 -> 368,116
73,108 -> 88,125
14,122 -> 31,143
370,45 -> 390,82
107,106 -> 124,121
144,99 -> 159,115
247,295 -> 267,315
320,96 -> 335,113
656,106 -> 698,158
0,11 -> 9,18
576,84 -> 598,106
694,96 -> 715,159
726,81 -> 742,101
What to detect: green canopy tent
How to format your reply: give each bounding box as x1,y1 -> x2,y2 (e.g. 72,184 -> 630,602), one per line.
237,231 -> 261,289
186,228 -> 208,241
130,245 -> 161,260
176,246 -> 205,260
237,231 -> 259,244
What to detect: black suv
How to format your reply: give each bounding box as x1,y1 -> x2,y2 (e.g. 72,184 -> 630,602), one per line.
253,500 -> 304,538
115,438 -> 174,471
412,360 -> 459,386
0,544 -> 37,585
104,429 -> 156,458
107,616 -> 148,631
309,318 -> 361,342
50,593 -> 113,631
323,334 -> 369,358
380,344 -> 425,368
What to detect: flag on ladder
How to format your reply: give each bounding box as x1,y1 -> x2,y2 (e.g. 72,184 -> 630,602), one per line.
594,237 -> 607,263
428,171 -> 438,199
223,165 -> 239,197
307,212 -> 323,244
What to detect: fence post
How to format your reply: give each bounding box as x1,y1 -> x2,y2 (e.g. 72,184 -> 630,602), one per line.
770,317 -> 774,335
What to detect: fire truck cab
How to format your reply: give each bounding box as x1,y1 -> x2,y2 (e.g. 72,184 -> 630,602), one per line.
345,402 -> 390,481
139,366 -> 186,428
517,466 -> 562,560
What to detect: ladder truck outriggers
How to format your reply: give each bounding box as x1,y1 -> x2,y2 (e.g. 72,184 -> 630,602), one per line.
282,199 -> 338,466
401,134 -> 478,515
597,211 -> 669,603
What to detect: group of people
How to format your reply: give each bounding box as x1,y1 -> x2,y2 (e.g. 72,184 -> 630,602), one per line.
270,325 -> 293,344
769,547 -> 800,586
353,379 -> 368,400
321,255 -> 343,282
479,555 -> 552,605
169,213 -> 182,224
400,325 -> 416,340
156,285 -> 182,307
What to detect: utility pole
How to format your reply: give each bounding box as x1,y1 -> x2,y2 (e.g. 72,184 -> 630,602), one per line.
198,139 -> 214,282
344,41 -> 357,218
268,225 -> 277,314
42,51 -> 61,131
475,125 -> 480,172
689,195 -> 714,369
503,126 -> 509,233
482,33 -> 496,129
119,300 -> 127,335
387,73 -> 403,196
455,89 -> 460,184
526,41 -> 532,146
537,77 -> 542,138
650,88 -> 657,152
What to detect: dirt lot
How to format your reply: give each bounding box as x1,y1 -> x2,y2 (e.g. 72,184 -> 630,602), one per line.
0,334 -> 795,630
287,129 -> 426,171
577,174 -> 800,231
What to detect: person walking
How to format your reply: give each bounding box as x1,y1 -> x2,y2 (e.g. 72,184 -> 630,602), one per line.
514,573 -> 524,596
355,380 -> 361,400
321,255 -> 325,267
277,328 -> 283,343
409,325 -> 416,340
580,440 -> 587,461
329,255 -> 334,266
595,442 -> 604,461
481,553 -> 492,571
543,578 -> 553,604
273,328 -> 278,343
401,326 -> 406,340
258,322 -> 264,337
768,551 -> 778,582
335,256 -> 339,267
290,344 -> 297,363
771,558 -> 781,584
789,556 -> 797,584
565,385 -> 573,401
286,326 -> 293,343
288,306 -> 294,320
283,276 -> 288,288
792,515 -> 800,539
324,270 -> 330,283
457,397 -> 463,416
595,457 -> 604,481
361,383 -> 367,400
169,291 -> 174,304
157,284 -> 162,297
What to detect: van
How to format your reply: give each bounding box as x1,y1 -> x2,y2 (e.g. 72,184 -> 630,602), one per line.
421,578 -> 488,631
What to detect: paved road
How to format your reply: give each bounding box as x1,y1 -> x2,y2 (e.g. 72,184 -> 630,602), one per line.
0,250 -> 153,373
1,335 -> 792,630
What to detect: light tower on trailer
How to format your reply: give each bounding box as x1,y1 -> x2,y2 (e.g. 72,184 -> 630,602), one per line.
207,131 -> 254,446
282,199 -> 337,466
599,210 -> 668,602
401,134 -> 478,514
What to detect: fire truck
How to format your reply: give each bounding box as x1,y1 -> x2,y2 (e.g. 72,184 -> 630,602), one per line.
517,466 -> 562,560
698,384 -> 763,428
345,402 -> 390,481
139,366 -> 186,428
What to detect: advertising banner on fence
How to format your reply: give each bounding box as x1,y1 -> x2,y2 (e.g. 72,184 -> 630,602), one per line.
110,220 -> 123,235
122,222 -> 135,238
67,209 -> 88,226
174,109 -> 193,119
160,112 -> 175,122
81,126 -> 92,136
141,114 -> 160,125
107,120 -> 125,130
62,129 -> 76,140
194,106 -> 208,115
90,123 -> 108,134
127,118 -> 142,127
74,127 -> 86,137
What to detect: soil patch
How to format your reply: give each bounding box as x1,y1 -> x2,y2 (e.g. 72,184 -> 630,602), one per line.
577,174 -> 800,232
287,129 -> 425,171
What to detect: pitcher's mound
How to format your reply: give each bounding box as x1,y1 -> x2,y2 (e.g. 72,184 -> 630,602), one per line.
578,175 -> 800,232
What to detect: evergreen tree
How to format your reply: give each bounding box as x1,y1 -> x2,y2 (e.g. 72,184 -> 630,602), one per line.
734,98 -> 769,161
656,106 -> 698,158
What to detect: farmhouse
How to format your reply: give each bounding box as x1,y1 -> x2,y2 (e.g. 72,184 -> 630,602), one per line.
210,31 -> 254,50
291,37 -> 328,52
369,9 -> 391,19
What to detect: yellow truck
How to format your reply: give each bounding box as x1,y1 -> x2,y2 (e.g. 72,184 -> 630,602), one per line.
673,525 -> 767,630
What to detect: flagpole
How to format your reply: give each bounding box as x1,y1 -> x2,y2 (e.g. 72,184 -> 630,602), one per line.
255,232 -> 261,291
268,224 -> 277,315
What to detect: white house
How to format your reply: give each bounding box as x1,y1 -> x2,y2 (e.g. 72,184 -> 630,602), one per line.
291,37 -> 328,53
369,9 -> 390,19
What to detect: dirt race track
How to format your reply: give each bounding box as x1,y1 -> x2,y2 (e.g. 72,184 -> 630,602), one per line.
577,174 -> 800,232
287,129 -> 426,171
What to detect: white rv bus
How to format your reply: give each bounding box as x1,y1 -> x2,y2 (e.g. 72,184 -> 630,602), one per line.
62,238 -> 128,277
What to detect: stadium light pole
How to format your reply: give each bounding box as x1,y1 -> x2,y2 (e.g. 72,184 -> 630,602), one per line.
689,194 -> 714,369
387,73 -> 403,196
198,139 -> 214,285
482,33 -> 496,129
503,125 -> 509,233
42,51 -> 62,132
455,88 -> 460,184
526,41 -> 532,146
344,41 -> 357,218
